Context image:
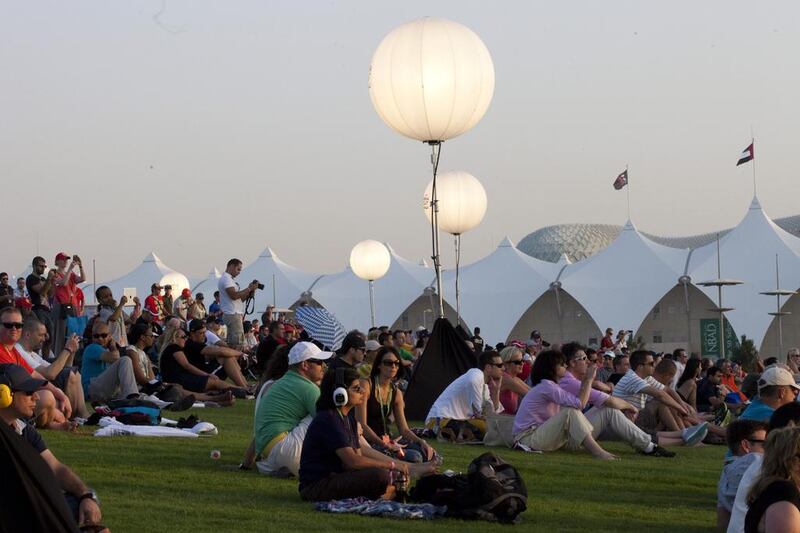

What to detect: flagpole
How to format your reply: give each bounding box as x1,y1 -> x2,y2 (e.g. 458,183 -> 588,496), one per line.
625,164 -> 631,221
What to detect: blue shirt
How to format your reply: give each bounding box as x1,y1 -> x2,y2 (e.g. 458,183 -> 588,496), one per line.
739,398 -> 775,422
81,343 -> 109,395
209,302 -> 221,315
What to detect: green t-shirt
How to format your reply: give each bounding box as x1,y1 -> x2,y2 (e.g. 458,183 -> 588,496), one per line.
253,370 -> 319,453
398,347 -> 415,361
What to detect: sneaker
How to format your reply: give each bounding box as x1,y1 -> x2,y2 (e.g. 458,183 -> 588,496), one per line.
166,394 -> 196,412
682,422 -> 709,447
642,445 -> 676,458
713,404 -> 730,426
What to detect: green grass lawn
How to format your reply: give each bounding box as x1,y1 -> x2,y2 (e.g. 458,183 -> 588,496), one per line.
44,403 -> 723,532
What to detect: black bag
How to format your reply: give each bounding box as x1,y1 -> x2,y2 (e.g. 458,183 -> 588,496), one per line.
410,452 -> 527,523
59,303 -> 75,319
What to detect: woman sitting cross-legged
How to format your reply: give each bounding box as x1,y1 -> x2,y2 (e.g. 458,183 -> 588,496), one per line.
299,367 -> 435,501
512,349 -> 618,460
356,347 -> 436,463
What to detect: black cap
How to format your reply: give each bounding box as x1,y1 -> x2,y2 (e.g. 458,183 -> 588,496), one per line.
338,332 -> 366,354
188,319 -> 206,332
0,364 -> 47,393
164,284 -> 172,290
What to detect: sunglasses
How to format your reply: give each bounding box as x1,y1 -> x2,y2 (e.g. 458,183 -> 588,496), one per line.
382,360 -> 401,367
509,360 -> 524,365
747,438 -> 765,444
93,333 -> 109,339
307,359 -> 327,366
2,322 -> 23,330
490,363 -> 504,368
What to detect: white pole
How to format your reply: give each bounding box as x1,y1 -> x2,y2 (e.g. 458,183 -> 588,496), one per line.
368,279 -> 376,329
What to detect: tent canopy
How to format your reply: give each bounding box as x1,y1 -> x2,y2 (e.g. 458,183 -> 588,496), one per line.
237,246 -> 319,315
82,252 -> 190,305
688,196 -> 800,348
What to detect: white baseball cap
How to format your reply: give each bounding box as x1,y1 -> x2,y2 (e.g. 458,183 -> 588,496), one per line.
758,366 -> 800,392
288,342 -> 334,365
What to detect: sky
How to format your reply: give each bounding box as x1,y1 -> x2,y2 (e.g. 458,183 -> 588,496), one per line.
2,1 -> 799,281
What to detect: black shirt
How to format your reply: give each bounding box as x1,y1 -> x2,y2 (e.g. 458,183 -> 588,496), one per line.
183,339 -> 210,372
745,479 -> 800,533
159,344 -> 185,382
366,381 -> 396,438
607,373 -> 625,385
256,336 -> 282,371
0,284 -> 14,309
327,357 -> 355,372
471,335 -> 484,352
299,409 -> 359,489
11,420 -> 48,454
26,274 -> 46,308
696,378 -> 720,412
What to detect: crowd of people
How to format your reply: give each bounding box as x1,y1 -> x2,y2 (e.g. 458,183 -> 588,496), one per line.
5,253 -> 800,531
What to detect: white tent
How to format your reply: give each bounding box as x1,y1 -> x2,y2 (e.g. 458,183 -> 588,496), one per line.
237,246 -> 319,314
561,220 -> 690,334
191,268 -> 221,295
442,237 -> 562,344
82,252 -> 190,305
310,244 -> 434,331
688,196 -> 800,348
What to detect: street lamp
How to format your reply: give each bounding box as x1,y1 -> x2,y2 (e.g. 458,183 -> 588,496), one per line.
369,17 -> 495,318
349,240 -> 391,328
423,170 -> 487,325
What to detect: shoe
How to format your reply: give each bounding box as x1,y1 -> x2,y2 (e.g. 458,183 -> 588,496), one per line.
166,394 -> 196,412
682,422 -> 709,447
642,445 -> 676,458
230,388 -> 248,399
713,404 -> 730,426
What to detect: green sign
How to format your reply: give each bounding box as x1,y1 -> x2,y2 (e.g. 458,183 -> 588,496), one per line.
700,318 -> 739,357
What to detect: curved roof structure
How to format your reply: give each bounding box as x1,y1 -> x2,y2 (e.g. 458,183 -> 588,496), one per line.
310,245 -> 433,332
190,268 -> 221,295
442,237 -> 562,344
560,221 -> 690,333
518,214 -> 800,263
238,246 -> 319,314
688,197 -> 800,347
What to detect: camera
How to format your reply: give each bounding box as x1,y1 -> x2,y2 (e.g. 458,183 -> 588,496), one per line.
252,280 -> 265,291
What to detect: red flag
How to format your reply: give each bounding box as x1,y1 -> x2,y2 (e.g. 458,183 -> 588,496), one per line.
737,142 -> 754,166
613,170 -> 628,190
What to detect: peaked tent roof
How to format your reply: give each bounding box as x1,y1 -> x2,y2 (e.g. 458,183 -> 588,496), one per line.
688,197 -> 800,347
191,268 -> 221,294
310,244 -> 434,332
238,246 -> 320,314
561,220 -> 690,334
82,252 -> 190,304
442,236 -> 561,344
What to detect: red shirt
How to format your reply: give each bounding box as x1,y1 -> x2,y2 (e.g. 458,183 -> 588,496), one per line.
0,344 -> 34,373
53,271 -> 80,307
144,295 -> 165,318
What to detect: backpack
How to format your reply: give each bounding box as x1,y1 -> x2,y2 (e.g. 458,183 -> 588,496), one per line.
107,399 -> 162,426
410,452 -> 527,523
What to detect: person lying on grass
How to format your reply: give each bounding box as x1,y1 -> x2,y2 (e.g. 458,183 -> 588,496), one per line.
299,367 -> 435,501
0,363 -> 107,532
512,349 -> 618,460
356,347 -> 435,463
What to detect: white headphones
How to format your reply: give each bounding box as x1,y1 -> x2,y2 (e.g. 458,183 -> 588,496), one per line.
333,368 -> 348,407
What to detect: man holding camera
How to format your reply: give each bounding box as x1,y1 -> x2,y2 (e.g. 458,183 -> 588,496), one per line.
218,258 -> 260,347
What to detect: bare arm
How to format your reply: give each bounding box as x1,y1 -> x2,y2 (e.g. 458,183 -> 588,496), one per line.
355,382 -> 385,445
125,348 -> 149,386
500,374 -> 530,396
643,386 -> 688,415
201,344 -> 243,359
171,350 -> 209,377
41,450 -> 102,526
225,282 -> 256,302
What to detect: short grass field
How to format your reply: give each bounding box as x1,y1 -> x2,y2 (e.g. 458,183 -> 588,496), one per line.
45,403 -> 724,532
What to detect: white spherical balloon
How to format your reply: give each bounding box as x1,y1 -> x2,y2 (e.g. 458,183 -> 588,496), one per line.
369,17 -> 495,142
423,171 -> 487,235
349,240 -> 391,281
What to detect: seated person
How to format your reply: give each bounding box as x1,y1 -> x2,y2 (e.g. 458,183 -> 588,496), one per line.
183,319 -> 252,391
744,427 -> 800,533
425,351 -> 504,438
717,419 -> 768,531
559,342 -> 679,456
607,355 -> 630,385
676,358 -> 702,409
247,342 -> 332,475
80,320 -> 140,403
728,403 -> 800,533
697,366 -> 727,413
356,347 -> 435,463
498,345 -> 530,415
596,350 -> 615,383
739,366 -> 799,422
299,367 -> 433,501
16,317 -> 90,420
158,327 -> 246,397
0,364 -> 106,531
512,349 -> 617,460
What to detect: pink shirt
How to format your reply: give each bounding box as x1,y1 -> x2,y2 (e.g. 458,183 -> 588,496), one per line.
513,379 -> 581,436
558,371 -> 609,408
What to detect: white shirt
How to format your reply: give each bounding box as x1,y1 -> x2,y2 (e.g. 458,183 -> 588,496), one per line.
612,370 -> 664,410
727,454 -> 763,533
425,368 -> 493,424
672,361 -> 686,390
15,343 -> 49,370
218,272 -> 243,315
205,330 -> 222,346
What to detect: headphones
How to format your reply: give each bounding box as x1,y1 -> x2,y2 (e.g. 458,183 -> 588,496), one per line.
333,368 -> 348,407
0,370 -> 13,409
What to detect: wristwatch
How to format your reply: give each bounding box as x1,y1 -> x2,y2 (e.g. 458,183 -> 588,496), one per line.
79,492 -> 97,503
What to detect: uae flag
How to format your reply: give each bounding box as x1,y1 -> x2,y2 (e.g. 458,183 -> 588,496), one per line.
613,169 -> 628,190
737,142 -> 754,166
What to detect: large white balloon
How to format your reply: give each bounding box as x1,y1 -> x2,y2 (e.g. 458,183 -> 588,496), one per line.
369,17 -> 495,142
349,240 -> 391,281
423,171 -> 487,235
